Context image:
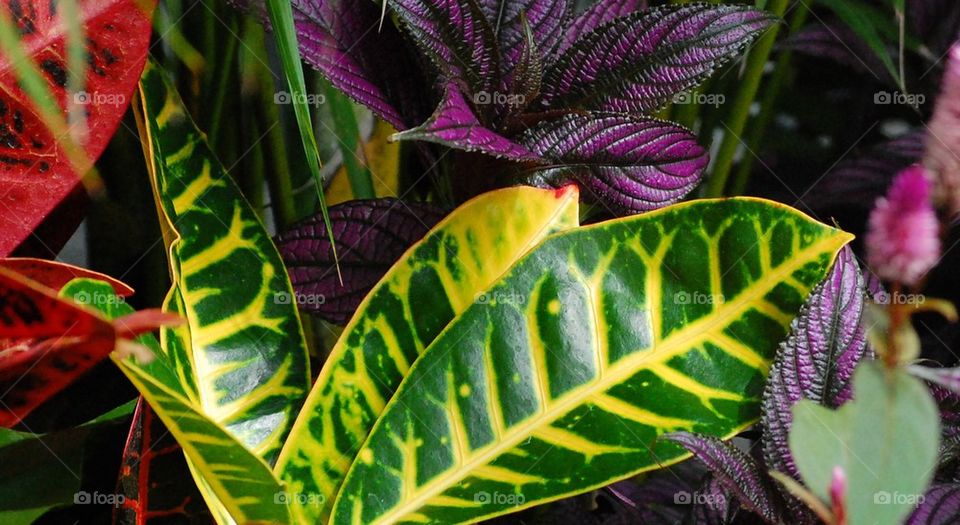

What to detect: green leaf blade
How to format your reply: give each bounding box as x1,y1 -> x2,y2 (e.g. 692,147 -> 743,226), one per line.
330,198 -> 852,524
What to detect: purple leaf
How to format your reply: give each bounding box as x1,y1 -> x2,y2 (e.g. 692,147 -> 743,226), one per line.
810,132 -> 924,210
518,112 -> 707,213
906,484 -> 960,524
388,0 -> 501,96
911,366 -> 960,396
478,0 -> 569,76
787,20 -> 895,84
665,432 -> 783,524
760,247 -> 871,520
684,475 -> 735,525
557,0 -> 647,56
538,4 -> 774,114
275,199 -> 446,325
394,82 -> 541,160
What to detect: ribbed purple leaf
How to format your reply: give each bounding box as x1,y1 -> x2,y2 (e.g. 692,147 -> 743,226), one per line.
518,112 -> 707,213
394,82 -> 540,160
787,20 -> 895,84
477,0 -> 568,75
810,132 -> 924,209
538,4 -> 774,114
906,484 -> 960,524
665,432 -> 783,524
760,247 -> 870,520
685,475 -> 735,525
388,0 -> 500,96
558,0 -> 647,56
276,199 -> 446,325
911,366 -> 960,396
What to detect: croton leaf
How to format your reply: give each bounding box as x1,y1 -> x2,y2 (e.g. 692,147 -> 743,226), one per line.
761,247 -> 871,486
538,4 -> 774,114
906,483 -> 960,524
136,59 -> 311,464
114,399 -> 213,525
666,432 -> 783,523
276,198 -> 446,325
330,198 -> 851,524
395,82 -> 541,160
56,279 -> 288,524
276,185 -> 581,523
790,362 -> 940,525
518,112 -> 707,213
557,0 -> 646,56
0,267 -> 171,427
0,0 -> 156,256
389,0 -> 501,97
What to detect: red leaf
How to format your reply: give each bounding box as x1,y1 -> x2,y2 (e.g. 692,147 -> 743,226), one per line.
0,0 -> 157,256
0,256 -> 135,296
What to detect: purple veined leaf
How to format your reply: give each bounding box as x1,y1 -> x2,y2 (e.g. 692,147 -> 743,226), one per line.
927,384 -> 960,444
388,0 -> 501,97
911,365 -> 960,396
557,0 -> 647,56
538,4 -> 774,114
476,0 -> 569,76
601,460 -> 705,525
275,198 -> 446,325
906,484 -> 960,524
759,247 -> 871,521
684,475 -> 735,525
517,112 -> 707,213
665,432 -> 784,524
393,81 -> 542,160
809,132 -> 924,210
787,20 -> 895,85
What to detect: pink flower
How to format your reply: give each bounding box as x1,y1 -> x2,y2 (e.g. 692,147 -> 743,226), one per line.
924,44 -> 960,216
830,466 -> 847,525
866,166 -> 941,286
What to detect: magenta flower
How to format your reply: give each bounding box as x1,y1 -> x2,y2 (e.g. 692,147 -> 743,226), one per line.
866,165 -> 941,287
924,44 -> 960,215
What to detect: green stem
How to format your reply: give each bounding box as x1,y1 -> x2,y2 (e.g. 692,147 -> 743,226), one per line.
321,80 -> 375,199
209,15 -> 240,149
729,3 -> 809,195
703,0 -> 790,197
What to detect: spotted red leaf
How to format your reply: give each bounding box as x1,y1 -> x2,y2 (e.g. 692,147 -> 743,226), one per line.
276,198 -> 446,325
0,257 -> 134,296
0,0 -> 157,256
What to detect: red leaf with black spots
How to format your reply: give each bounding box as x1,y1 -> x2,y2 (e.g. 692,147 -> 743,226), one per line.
0,257 -> 135,296
0,0 -> 157,256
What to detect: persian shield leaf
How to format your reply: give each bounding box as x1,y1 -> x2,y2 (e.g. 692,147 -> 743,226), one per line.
0,0 -> 156,256
538,4 -> 774,114
558,0 -> 646,55
136,60 -> 310,465
331,198 -> 851,524
277,185 -> 581,523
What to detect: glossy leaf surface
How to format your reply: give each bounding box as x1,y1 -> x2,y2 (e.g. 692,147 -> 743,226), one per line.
277,185 -> 581,523
0,0 -> 156,256
331,198 -> 851,524
137,60 -> 310,464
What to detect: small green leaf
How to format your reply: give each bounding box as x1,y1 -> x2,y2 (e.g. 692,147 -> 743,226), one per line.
790,361 -> 940,525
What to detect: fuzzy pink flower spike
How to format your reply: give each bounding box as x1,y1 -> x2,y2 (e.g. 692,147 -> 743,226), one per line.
924,44 -> 960,216
866,165 -> 941,287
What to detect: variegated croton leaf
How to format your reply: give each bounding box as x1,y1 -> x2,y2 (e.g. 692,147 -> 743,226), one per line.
276,198 -> 447,325
0,261 -> 176,428
0,0 -> 157,256
323,198 -> 850,524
